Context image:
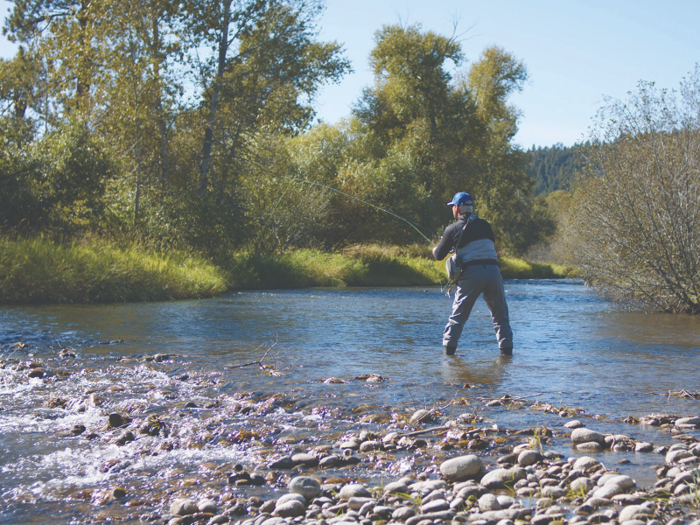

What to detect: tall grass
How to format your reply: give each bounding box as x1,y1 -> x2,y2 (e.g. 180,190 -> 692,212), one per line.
1,237 -> 577,304
223,245 -> 577,290
0,236 -> 228,304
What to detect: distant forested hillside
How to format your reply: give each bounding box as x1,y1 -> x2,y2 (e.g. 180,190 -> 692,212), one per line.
526,143 -> 585,195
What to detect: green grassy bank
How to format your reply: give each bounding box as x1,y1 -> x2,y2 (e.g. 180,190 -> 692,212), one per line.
0,237 -> 577,304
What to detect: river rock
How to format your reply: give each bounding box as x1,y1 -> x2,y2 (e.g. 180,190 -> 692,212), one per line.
573,456 -> 601,471
439,454 -> 484,481
576,441 -> 603,452
571,428 -> 606,445
421,498 -> 449,513
675,416 -> 700,427
359,440 -> 381,452
197,498 -> 217,514
565,420 -> 584,429
318,455 -> 342,468
635,442 -> 653,452
383,481 -> 409,495
348,497 -> 374,510
541,486 -> 566,499
339,484 -> 372,500
290,453 -> 318,467
276,493 -> 306,506
392,507 -> 416,520
570,477 -> 594,494
591,483 -> 623,500
409,409 -> 434,424
275,499 -> 305,518
289,476 -> 321,499
478,494 -> 501,512
518,450 -> 540,466
480,467 -> 527,489
170,498 -> 198,516
667,449 -> 693,464
605,474 -> 635,490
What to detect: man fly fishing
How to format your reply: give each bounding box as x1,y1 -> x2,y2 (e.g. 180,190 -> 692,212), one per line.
432,192 -> 513,356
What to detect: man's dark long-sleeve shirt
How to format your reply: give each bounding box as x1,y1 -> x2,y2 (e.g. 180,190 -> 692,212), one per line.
433,214 -> 496,261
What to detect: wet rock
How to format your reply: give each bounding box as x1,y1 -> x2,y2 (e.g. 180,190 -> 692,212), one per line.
318,455 -> 342,468
338,484 -> 371,500
289,476 -> 321,499
517,449 -> 541,467
571,428 -> 606,445
439,454 -> 484,482
359,440 -> 380,453
71,424 -> 86,435
635,442 -> 653,452
478,494 -> 501,512
480,467 -> 526,489
666,449 -> 693,464
197,499 -> 217,514
576,441 -> 603,452
675,416 -> 700,427
565,420 -> 584,429
112,487 -> 127,498
409,409 -> 434,424
115,430 -> 135,446
291,453 -> 319,467
108,413 -> 128,428
268,456 -> 295,469
171,499 -> 198,516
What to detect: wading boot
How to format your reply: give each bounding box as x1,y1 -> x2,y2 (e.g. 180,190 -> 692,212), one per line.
443,345 -> 457,356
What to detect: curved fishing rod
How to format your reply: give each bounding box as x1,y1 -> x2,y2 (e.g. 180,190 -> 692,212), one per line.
295,178 -> 437,247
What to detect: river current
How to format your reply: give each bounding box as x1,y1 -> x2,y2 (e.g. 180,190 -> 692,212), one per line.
1,280 -> 699,523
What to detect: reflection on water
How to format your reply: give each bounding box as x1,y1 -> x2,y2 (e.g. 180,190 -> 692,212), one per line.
3,280 -> 700,415
1,280 -> 700,522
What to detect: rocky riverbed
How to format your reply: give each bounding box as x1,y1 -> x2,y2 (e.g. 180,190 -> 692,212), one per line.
1,346 -> 699,525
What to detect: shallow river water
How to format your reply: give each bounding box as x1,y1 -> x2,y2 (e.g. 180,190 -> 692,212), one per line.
1,280 -> 699,523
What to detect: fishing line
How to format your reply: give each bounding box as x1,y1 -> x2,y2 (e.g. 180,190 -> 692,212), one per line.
294,178 -> 437,247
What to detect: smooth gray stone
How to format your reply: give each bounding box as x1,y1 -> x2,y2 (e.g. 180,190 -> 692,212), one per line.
289,476 -> 322,499
383,481 -> 409,495
440,454 -> 484,482
392,506 -> 416,520
604,474 -> 635,489
338,484 -> 372,500
275,499 -> 305,518
170,499 -> 198,516
573,456 -> 601,471
571,428 -> 606,445
420,498 -> 449,513
570,477 -> 594,495
478,493 -> 501,512
480,467 -> 527,489
517,450 -> 541,467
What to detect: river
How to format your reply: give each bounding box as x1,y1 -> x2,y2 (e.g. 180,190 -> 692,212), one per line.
1,280 -> 699,523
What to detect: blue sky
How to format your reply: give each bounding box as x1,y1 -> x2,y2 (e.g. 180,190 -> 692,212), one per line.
1,0 -> 698,149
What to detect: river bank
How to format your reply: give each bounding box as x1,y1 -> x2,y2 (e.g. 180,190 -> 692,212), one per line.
0,236 -> 576,305
1,346 -> 699,524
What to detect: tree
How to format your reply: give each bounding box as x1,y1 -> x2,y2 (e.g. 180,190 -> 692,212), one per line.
565,67 -> 700,313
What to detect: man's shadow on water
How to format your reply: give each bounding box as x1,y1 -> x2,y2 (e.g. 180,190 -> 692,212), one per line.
440,350 -> 513,387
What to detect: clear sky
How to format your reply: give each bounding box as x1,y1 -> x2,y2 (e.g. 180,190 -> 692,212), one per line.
1,0 -> 698,149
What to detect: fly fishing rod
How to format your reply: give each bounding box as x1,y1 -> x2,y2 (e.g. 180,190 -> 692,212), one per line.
295,178 -> 437,247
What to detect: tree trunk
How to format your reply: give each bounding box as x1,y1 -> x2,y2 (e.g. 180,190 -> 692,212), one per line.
199,0 -> 231,194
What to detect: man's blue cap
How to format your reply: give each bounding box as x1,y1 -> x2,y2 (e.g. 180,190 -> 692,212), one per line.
446,192 -> 473,206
